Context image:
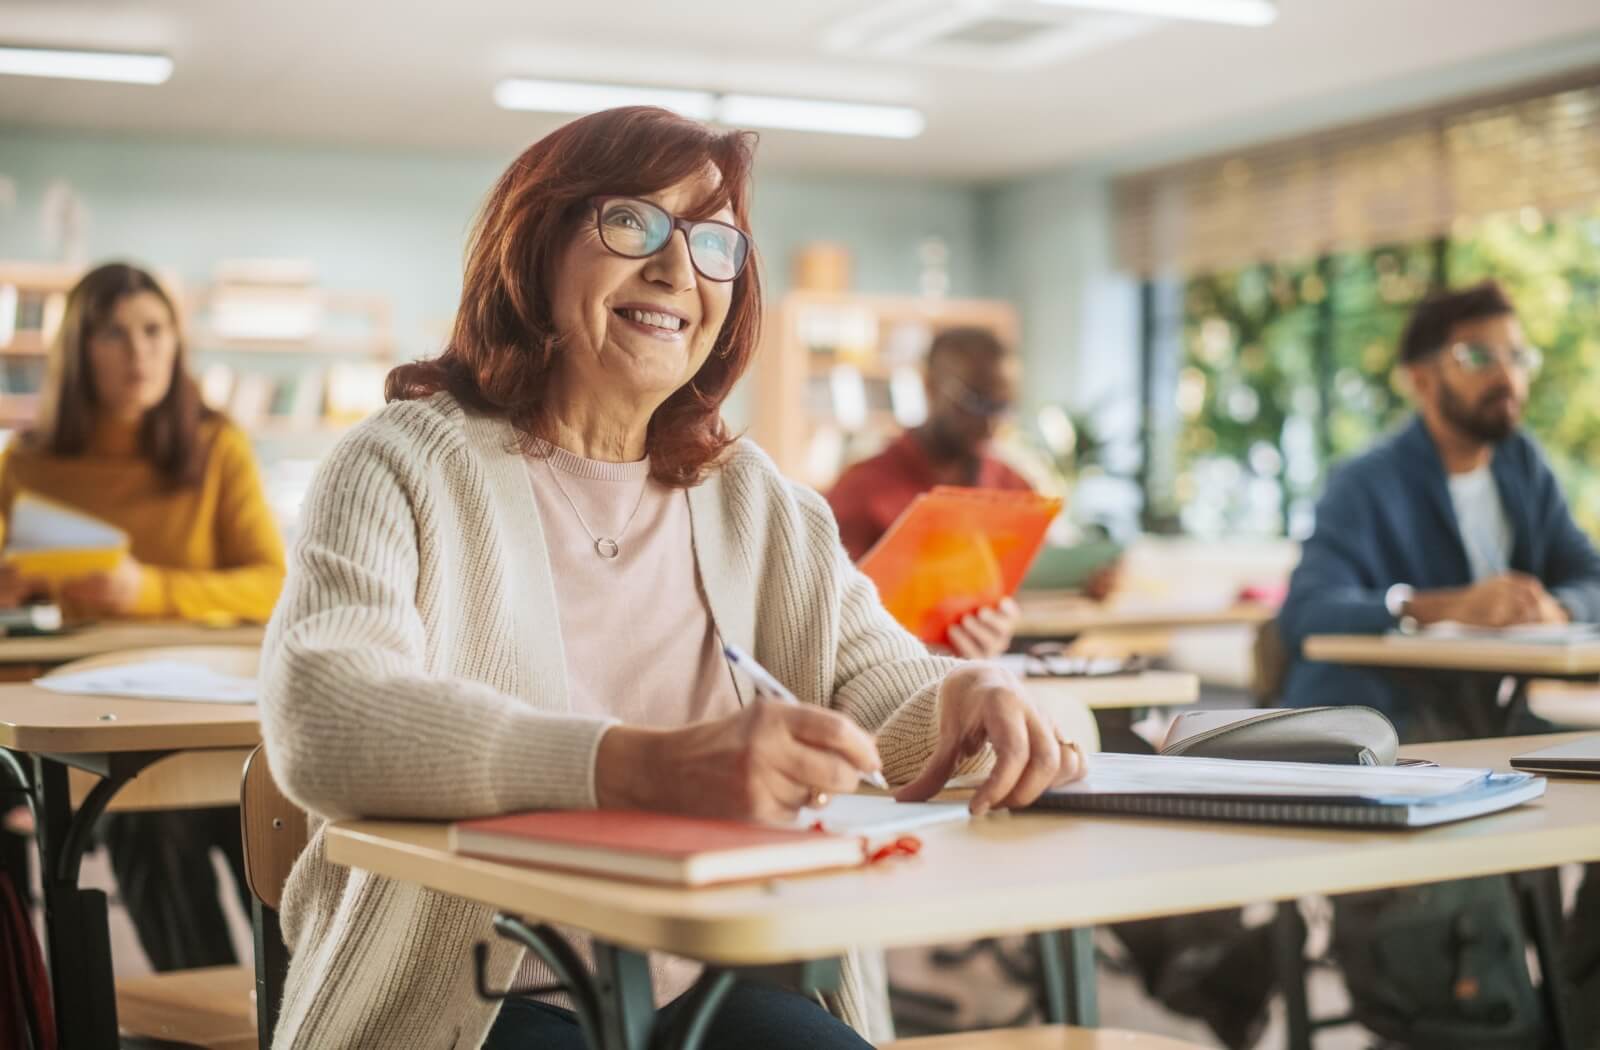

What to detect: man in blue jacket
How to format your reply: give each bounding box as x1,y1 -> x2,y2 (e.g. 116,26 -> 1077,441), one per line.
1279,279 -> 1600,739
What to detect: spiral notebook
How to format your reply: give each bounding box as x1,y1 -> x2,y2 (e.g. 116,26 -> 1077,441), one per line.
1030,753 -> 1546,828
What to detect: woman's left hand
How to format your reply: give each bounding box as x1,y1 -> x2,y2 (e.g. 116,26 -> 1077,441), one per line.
895,662 -> 1086,816
61,556 -> 145,615
946,597 -> 1020,660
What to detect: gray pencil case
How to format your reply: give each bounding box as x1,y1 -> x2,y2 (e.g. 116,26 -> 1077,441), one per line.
1160,706 -> 1400,767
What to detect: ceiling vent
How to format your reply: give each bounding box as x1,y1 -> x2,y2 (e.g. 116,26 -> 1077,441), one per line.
822,1 -> 1156,69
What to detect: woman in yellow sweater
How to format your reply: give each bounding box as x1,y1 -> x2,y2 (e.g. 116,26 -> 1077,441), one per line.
0,261 -> 286,972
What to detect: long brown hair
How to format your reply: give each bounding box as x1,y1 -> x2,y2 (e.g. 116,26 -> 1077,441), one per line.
385,106 -> 764,487
29,262 -> 215,488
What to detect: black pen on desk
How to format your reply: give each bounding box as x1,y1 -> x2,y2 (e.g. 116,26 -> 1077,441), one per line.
722,644 -> 891,791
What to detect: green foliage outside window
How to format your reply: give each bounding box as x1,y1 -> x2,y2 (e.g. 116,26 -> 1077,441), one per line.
1174,207 -> 1600,537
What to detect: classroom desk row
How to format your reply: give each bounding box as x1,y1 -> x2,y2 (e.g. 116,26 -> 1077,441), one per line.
0,634 -> 1198,1050
329,732 -> 1600,1050
5,619 -> 1596,1050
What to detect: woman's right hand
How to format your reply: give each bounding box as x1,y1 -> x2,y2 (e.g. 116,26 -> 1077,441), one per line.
594,698 -> 884,823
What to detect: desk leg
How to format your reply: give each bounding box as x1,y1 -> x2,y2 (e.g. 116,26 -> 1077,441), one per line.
1033,928 -> 1097,1027
1515,868 -> 1580,1050
1273,902 -> 1313,1050
484,917 -> 843,1050
32,755 -> 119,1049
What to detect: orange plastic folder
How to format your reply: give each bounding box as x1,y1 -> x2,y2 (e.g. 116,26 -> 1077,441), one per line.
858,486 -> 1062,645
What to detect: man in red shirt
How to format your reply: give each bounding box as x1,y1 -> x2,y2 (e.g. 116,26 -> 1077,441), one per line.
827,327 -> 1030,659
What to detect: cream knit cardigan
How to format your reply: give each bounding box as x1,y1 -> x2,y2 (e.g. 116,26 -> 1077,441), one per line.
260,392 -> 966,1049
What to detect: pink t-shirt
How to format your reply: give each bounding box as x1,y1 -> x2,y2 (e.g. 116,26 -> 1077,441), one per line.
515,440 -> 742,1004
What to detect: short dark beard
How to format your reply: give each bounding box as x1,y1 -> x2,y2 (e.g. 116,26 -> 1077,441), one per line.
1438,378 -> 1518,443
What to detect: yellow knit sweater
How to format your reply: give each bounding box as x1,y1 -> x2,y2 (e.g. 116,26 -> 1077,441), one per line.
0,416 -> 286,624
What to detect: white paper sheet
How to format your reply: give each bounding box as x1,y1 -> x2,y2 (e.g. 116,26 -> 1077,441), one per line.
797,794 -> 969,841
36,660 -> 258,704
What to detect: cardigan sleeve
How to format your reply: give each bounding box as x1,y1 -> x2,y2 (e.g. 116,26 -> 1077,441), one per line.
789,484 -> 996,787
261,421 -> 615,822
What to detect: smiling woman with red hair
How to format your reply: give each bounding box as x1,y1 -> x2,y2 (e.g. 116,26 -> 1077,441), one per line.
260,106 -> 1083,1049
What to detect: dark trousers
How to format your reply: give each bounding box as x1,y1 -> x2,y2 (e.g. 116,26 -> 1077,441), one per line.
484,982 -> 872,1050
100,807 -> 251,972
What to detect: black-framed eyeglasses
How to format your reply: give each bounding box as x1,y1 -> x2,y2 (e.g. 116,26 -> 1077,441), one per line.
1446,341 -> 1543,377
591,196 -> 751,283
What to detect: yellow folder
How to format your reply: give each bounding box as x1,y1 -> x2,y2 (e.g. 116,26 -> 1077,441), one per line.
3,493 -> 129,586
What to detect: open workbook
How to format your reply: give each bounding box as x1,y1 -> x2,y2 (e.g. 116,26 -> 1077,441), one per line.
1030,753 -> 1545,828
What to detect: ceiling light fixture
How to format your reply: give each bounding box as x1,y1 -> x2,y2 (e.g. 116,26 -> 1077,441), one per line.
494,79 -> 716,120
1036,0 -> 1277,27
719,94 -> 925,139
494,78 -> 926,140
0,45 -> 174,84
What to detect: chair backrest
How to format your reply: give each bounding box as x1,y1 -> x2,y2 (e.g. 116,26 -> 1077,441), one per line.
239,745 -> 308,910
1250,618 -> 1289,705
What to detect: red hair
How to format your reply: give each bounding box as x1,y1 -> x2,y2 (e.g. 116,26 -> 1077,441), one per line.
386,106 -> 762,486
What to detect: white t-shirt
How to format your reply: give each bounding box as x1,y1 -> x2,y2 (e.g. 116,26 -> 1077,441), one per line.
1448,465 -> 1513,581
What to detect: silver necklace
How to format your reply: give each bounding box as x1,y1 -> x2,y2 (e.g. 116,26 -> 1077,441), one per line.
544,457 -> 648,560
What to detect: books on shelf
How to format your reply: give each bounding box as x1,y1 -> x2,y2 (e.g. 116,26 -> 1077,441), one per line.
228,373 -> 274,429
325,361 -> 388,424
1,493 -> 128,585
1030,752 -> 1546,828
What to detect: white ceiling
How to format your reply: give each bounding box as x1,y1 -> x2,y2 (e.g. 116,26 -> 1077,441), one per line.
3,0 -> 1600,179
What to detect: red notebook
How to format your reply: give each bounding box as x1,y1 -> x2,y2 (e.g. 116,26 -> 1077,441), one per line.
449,810 -> 865,887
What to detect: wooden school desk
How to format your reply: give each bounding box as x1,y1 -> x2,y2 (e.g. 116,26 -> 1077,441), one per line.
325,733 -> 1600,1050
0,620 -> 266,681
0,646 -> 261,1050
1014,592 -> 1273,641
1305,632 -> 1600,733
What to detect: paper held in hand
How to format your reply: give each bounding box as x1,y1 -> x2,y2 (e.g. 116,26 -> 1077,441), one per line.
2,494 -> 129,585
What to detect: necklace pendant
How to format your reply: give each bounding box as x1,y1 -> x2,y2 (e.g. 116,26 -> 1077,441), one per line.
595,537 -> 620,560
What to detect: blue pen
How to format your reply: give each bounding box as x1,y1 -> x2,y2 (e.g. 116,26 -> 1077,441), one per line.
723,644 -> 891,791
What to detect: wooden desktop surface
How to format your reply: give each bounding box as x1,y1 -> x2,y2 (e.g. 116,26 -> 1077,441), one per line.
0,645 -> 262,810
1304,633 -> 1600,676
1025,671 -> 1198,711
0,621 -> 265,666
1016,593 -> 1272,638
325,733 -> 1600,967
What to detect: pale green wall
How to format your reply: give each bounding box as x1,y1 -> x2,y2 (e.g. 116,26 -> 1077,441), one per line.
0,127 -> 987,356
0,128 -> 992,430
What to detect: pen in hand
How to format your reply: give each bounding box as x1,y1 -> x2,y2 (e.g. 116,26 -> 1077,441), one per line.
722,644 -> 891,791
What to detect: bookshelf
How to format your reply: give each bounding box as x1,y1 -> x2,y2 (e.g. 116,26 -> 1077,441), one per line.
749,290 -> 1019,490
0,261 -> 394,442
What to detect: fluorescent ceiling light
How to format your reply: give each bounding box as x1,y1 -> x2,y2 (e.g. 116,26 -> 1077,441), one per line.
494,79 -> 926,140
719,94 -> 925,139
1037,0 -> 1277,26
494,79 -> 716,120
0,45 -> 173,84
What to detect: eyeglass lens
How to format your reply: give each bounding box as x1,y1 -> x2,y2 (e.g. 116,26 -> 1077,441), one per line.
1452,342 -> 1542,375
596,197 -> 748,281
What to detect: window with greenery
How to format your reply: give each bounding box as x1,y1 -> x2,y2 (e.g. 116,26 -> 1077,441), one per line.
1167,206 -> 1600,538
